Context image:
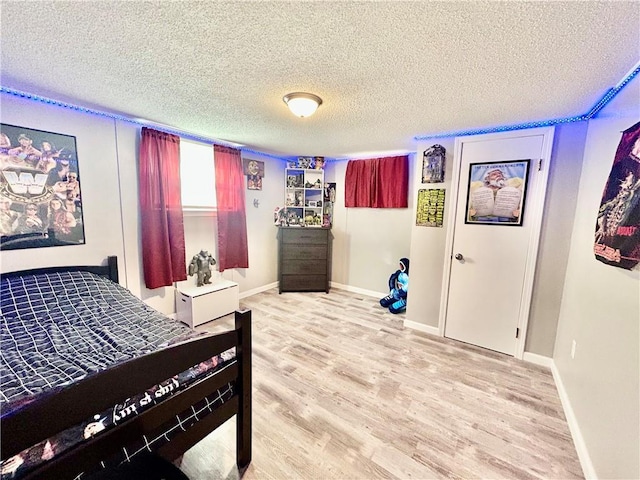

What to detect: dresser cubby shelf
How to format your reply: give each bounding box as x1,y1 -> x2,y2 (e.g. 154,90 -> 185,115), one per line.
284,168 -> 325,227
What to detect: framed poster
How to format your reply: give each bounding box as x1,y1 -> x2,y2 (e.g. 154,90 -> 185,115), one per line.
416,188 -> 445,227
243,158 -> 264,191
0,123 -> 86,250
323,182 -> 336,227
464,159 -> 529,226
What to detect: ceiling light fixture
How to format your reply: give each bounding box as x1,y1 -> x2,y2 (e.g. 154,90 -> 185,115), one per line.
283,92 -> 322,118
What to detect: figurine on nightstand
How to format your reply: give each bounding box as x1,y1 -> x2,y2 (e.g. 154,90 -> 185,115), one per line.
188,250 -> 217,287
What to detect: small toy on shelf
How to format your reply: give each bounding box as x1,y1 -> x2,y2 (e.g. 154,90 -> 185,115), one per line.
274,207 -> 287,226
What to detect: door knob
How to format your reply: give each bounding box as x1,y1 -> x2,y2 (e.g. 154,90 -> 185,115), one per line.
454,253 -> 464,261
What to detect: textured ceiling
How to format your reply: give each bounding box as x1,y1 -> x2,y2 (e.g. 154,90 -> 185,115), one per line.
1,1 -> 639,159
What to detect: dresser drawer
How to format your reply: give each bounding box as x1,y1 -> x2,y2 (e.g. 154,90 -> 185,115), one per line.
281,244 -> 327,260
281,228 -> 328,245
278,226 -> 331,293
282,259 -> 327,275
280,274 -> 327,291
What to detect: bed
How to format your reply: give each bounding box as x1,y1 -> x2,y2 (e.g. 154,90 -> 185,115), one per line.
0,256 -> 252,479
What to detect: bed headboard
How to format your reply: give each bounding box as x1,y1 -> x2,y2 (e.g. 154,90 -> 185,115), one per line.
2,256 -> 119,283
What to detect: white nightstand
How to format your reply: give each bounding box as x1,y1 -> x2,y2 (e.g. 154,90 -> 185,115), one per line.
175,280 -> 239,328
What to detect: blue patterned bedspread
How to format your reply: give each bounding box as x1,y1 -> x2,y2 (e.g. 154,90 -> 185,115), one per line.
0,270 -> 236,479
0,270 -> 200,408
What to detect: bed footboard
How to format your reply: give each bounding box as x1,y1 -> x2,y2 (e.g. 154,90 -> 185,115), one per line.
1,309 -> 252,479
236,308 -> 252,469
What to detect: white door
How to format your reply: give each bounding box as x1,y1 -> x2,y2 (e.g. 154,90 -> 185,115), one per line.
443,128 -> 554,356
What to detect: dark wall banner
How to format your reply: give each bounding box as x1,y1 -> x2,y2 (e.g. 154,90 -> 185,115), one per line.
594,121 -> 640,270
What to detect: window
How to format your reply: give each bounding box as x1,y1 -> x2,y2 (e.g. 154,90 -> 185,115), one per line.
179,139 -> 216,212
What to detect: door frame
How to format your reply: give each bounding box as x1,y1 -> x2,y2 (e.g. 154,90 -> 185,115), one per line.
437,127 -> 555,359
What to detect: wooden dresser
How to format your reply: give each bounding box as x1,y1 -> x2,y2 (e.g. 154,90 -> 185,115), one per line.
278,227 -> 331,293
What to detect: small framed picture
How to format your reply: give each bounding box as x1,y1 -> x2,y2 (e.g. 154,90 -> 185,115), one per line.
422,144 -> 446,183
242,158 -> 264,177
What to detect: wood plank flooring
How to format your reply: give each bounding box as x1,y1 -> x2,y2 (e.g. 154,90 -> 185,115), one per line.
178,288 -> 583,480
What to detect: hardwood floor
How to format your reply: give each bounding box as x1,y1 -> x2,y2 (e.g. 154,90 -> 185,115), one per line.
179,288 -> 583,480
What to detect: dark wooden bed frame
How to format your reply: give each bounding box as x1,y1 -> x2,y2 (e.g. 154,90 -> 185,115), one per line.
1,256 -> 252,479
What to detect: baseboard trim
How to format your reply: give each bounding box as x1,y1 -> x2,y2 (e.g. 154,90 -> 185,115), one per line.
403,319 -> 440,336
239,282 -> 278,299
522,352 -> 554,368
521,353 -> 595,478
550,362 -> 597,480
329,281 -> 386,299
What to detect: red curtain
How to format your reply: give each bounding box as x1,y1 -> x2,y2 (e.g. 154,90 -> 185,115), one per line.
138,127 -> 187,289
345,155 -> 409,208
214,145 -> 249,272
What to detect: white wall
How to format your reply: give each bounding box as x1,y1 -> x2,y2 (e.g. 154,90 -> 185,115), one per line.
553,85 -> 639,478
526,122 -> 588,356
325,158 -> 414,295
237,153 -> 285,294
406,139 -> 455,328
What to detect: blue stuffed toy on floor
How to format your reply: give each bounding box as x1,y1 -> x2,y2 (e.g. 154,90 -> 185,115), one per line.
380,258 -> 409,314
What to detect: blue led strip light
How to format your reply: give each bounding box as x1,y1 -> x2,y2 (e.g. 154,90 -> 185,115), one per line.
584,64 -> 640,119
414,114 -> 588,140
0,86 -> 136,123
414,62 -> 640,141
0,86 -> 289,161
240,148 -> 288,161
